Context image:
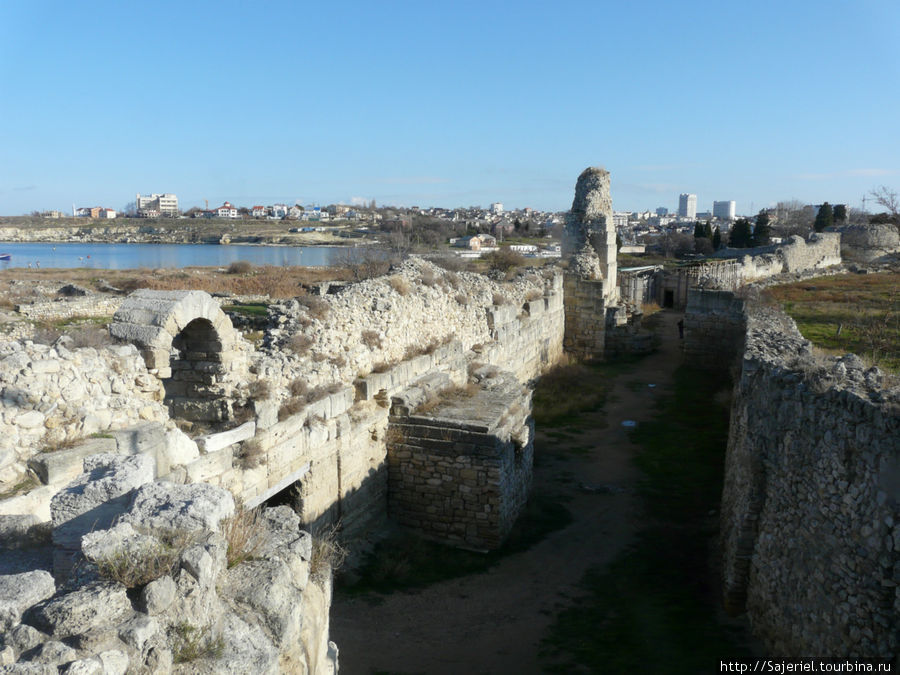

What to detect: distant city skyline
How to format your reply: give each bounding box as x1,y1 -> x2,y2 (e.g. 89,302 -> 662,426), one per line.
1,2 -> 898,217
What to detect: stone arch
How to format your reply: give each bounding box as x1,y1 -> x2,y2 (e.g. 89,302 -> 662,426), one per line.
110,289 -> 245,422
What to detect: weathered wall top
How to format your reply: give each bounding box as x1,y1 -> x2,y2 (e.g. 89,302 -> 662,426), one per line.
570,167 -> 612,224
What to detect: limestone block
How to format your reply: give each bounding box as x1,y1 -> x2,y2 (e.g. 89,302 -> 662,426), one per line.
0,570 -> 56,631
27,582 -> 132,639
124,481 -> 234,533
140,575 -> 175,615
51,453 -> 155,550
27,437 -> 117,486
162,428 -> 199,468
196,421 -> 256,454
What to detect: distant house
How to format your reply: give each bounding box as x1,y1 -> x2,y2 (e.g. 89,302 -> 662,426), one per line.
492,218 -> 515,238
288,205 -> 304,219
251,205 -> 266,218
215,202 -> 238,218
452,235 -> 481,251
478,234 -> 497,247
99,208 -> 117,219
74,207 -> 115,219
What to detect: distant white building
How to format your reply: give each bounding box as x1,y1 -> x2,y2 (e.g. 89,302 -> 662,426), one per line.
613,212 -> 630,229
490,202 -> 504,214
214,202 -> 238,218
678,193 -> 697,219
713,200 -> 736,221
136,193 -> 178,217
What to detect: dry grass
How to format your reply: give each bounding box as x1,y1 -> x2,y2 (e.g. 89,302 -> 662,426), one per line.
220,505 -> 266,568
289,378 -> 308,398
278,397 -> 306,421
389,275 -> 411,295
298,295 -> 329,321
330,354 -> 347,367
309,521 -> 348,586
641,301 -> 662,317
361,329 -> 382,349
237,438 -> 265,469
247,380 -> 272,402
455,292 -> 468,306
170,622 -> 225,664
419,268 -> 438,286
0,265 -> 352,300
287,333 -> 314,355
371,361 -> 391,373
525,288 -> 543,302
95,530 -> 197,588
492,292 -> 508,306
414,382 -> 480,414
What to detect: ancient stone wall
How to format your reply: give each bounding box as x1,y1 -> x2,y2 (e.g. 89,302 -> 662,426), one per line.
720,305 -> 900,658
664,233 -> 841,309
683,289 -> 746,370
16,296 -> 123,322
0,340 -> 168,491
386,370 -> 533,550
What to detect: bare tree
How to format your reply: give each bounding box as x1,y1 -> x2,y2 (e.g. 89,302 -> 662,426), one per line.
869,186 -> 899,217
772,200 -> 814,237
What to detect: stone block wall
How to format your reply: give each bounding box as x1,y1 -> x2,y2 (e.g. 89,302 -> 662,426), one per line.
0,340 -> 168,490
720,305 -> 900,659
563,274 -> 607,360
683,289 -> 746,369
386,371 -> 533,550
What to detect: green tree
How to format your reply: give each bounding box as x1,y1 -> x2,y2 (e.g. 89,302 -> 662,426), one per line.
729,218 -> 753,248
712,226 -> 722,249
814,202 -> 833,232
753,218 -> 772,247
703,220 -> 713,239
693,221 -> 704,239
833,204 -> 847,222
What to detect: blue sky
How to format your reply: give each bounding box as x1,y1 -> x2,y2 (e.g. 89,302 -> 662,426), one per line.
1,0 -> 898,215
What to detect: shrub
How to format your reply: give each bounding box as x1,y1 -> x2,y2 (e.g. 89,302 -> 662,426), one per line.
289,378 -> 308,398
288,333 -> 314,355
414,383 -> 480,414
455,293 -> 468,306
226,260 -> 253,275
492,292 -> 508,306
31,323 -> 62,345
237,438 -> 265,469
330,354 -> 347,368
361,329 -> 382,349
525,288 -> 543,302
248,380 -> 272,402
278,397 -> 306,421
419,268 -> 438,287
219,505 -> 265,568
298,295 -> 329,321
371,361 -> 391,373
309,522 -> 347,586
484,248 -> 525,276
389,276 -> 411,296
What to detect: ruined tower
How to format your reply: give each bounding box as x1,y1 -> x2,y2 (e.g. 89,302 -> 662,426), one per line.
564,167 -> 618,303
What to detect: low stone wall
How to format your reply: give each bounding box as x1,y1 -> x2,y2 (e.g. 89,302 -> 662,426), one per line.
0,340 -> 168,490
683,289 -> 746,370
720,304 -> 900,658
386,369 -> 533,550
16,296 -> 123,322
664,233 -> 841,309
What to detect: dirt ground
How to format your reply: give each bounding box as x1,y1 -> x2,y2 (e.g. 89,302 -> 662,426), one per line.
330,310 -> 691,674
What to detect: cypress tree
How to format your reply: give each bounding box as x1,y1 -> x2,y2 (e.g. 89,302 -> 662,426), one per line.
814,202 -> 834,232
712,226 -> 722,249
730,219 -> 753,248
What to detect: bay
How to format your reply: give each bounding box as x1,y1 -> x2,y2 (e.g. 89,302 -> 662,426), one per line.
0,242 -> 366,269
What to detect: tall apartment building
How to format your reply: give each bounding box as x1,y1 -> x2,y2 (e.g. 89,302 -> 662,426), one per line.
713,200 -> 736,220
136,193 -> 179,217
678,193 -> 697,219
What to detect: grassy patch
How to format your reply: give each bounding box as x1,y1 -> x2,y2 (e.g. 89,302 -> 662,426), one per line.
222,302 -> 268,317
532,360 -> 635,428
766,273 -> 900,372
339,494 -> 571,595
541,366 -> 752,673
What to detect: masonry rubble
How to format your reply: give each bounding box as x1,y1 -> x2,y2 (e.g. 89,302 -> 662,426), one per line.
0,453 -> 337,673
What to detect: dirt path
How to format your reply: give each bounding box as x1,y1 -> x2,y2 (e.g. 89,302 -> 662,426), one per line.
330,310 -> 685,674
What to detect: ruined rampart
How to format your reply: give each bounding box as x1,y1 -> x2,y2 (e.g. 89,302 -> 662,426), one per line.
663,233 -> 841,308
720,305 -> 900,659
683,289 -> 746,370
